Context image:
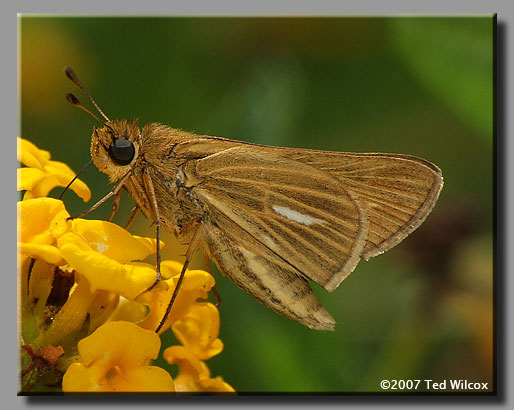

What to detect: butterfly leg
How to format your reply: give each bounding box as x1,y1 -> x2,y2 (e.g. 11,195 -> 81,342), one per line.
58,159 -> 93,200
124,205 -> 140,229
155,222 -> 201,333
142,168 -> 162,290
67,170 -> 132,220
108,188 -> 121,222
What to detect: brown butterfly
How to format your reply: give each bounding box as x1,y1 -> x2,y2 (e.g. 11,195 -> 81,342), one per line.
64,67 -> 443,331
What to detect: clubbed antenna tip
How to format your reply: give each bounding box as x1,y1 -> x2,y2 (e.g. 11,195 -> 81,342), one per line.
64,66 -> 111,122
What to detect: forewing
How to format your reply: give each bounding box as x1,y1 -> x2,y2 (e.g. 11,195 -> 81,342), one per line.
282,150 -> 443,260
188,146 -> 368,292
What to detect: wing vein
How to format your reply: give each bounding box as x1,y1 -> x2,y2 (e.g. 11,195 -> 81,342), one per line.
207,182 -> 361,236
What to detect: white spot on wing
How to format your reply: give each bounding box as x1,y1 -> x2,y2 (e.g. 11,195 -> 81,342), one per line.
262,235 -> 276,248
272,205 -> 325,226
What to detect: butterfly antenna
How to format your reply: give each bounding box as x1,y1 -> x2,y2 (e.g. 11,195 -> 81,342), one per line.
64,66 -> 110,122
65,93 -> 107,126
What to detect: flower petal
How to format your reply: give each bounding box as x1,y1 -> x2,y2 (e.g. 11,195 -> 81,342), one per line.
62,323 -> 174,392
18,198 -> 71,244
172,302 -> 224,360
24,260 -> 55,341
62,362 -> 102,392
44,163 -> 92,202
58,231 -> 156,299
33,275 -> 94,348
17,167 -> 45,192
78,321 -> 161,367
88,290 -> 120,333
136,266 -> 215,333
135,279 -> 173,332
108,296 -> 149,324
107,367 -> 175,392
18,198 -> 70,266
164,345 -> 234,393
17,137 -> 91,201
63,363 -> 175,392
17,137 -> 50,169
17,198 -> 71,243
71,219 -> 160,263
18,242 -> 63,265
27,173 -> 60,199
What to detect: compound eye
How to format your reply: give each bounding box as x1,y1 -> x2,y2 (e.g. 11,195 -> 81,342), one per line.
109,139 -> 135,165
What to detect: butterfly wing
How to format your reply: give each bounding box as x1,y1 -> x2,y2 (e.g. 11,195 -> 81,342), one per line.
281,149 -> 444,260
182,145 -> 368,328
189,146 -> 368,285
168,137 -> 442,329
200,208 -> 338,330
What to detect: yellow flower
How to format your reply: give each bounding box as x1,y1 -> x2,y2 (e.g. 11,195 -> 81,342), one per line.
172,302 -> 224,361
19,198 -> 161,349
164,346 -> 234,393
57,219 -> 159,299
19,137 -> 233,394
136,262 -> 216,333
18,197 -> 71,266
17,137 -> 91,201
62,321 -> 174,392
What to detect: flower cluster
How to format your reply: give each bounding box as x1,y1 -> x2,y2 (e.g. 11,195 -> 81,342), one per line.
18,137 -> 234,393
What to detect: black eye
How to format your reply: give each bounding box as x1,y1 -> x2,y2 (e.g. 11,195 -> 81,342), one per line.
109,139 -> 135,165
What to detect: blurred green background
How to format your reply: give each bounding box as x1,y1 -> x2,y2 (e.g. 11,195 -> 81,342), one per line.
19,16 -> 494,393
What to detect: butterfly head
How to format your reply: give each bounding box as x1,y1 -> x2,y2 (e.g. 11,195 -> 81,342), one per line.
91,119 -> 141,181
63,67 -> 142,182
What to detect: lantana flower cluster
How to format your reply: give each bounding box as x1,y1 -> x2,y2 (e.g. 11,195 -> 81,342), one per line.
18,137 -> 234,393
